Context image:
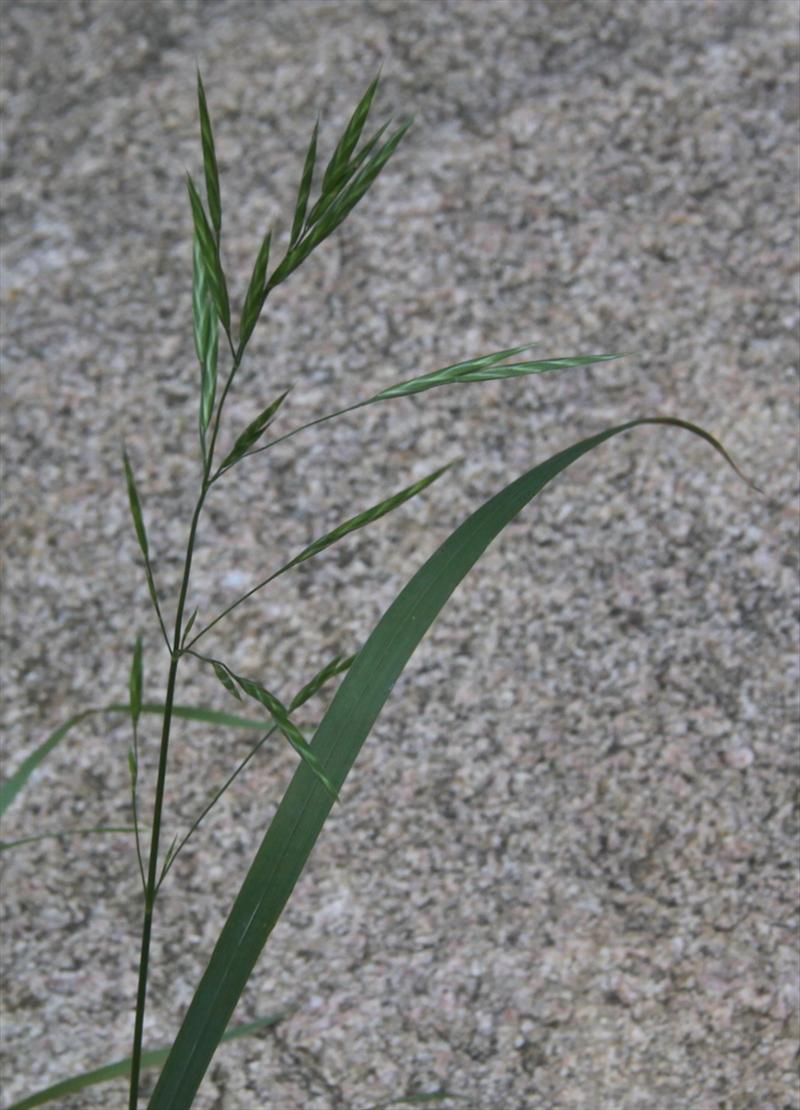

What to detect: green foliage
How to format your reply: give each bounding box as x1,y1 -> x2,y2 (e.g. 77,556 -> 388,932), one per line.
148,419 -> 744,1109
3,68 -> 755,1110
3,1013 -> 290,1110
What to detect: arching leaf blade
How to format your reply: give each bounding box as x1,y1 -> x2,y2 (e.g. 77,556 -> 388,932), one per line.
1,709 -> 95,820
1,704 -> 265,820
0,825 -> 135,853
3,1012 -> 290,1110
148,416 -> 748,1109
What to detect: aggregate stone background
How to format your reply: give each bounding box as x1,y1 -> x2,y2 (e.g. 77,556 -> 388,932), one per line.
1,1 -> 798,1108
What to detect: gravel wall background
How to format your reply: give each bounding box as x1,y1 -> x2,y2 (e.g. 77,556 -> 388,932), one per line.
2,1 -> 798,1108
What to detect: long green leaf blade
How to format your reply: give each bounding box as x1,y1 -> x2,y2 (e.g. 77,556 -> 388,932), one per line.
1,711 -> 95,821
196,70 -> 222,237
363,1091 -> 466,1110
1,825 -> 135,853
4,1012 -> 289,1110
148,417 -> 748,1109
1,703 -> 265,820
0,710 -> 95,820
144,703 -> 264,730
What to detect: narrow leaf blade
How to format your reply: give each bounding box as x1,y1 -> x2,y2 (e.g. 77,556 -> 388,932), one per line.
1,825 -> 135,854
145,703 -> 265,729
5,1013 -> 290,1110
1,703 -> 265,820
148,417 -> 747,1109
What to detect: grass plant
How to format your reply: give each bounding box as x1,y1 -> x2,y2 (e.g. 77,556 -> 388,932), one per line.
1,71 -> 753,1110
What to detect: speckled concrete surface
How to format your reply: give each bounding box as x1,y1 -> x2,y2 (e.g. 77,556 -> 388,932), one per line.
1,1 -> 798,1108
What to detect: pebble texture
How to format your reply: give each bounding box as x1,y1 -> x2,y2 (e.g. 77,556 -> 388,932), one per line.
1,2 -> 798,1108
